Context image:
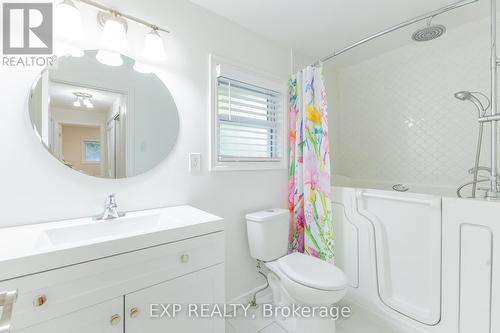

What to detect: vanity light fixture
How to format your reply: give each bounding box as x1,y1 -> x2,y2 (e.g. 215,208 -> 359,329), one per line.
133,61 -> 153,74
55,0 -> 84,42
142,28 -> 167,62
96,49 -> 124,67
56,0 -> 171,67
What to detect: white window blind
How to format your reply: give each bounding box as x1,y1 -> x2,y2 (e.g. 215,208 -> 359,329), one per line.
217,76 -> 283,163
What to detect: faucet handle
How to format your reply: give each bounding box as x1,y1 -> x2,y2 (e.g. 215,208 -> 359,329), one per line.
105,194 -> 117,206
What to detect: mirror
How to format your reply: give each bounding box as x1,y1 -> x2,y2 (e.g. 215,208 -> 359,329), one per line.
29,50 -> 179,179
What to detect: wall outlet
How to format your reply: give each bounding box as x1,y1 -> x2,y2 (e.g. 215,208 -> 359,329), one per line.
189,153 -> 201,173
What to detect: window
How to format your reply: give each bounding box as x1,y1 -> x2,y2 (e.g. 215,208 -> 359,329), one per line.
210,56 -> 286,171
82,140 -> 101,163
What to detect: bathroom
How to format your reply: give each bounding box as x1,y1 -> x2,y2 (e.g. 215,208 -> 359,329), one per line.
0,0 -> 499,332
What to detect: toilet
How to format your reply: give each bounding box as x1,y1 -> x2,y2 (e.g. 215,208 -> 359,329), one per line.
246,208 -> 347,333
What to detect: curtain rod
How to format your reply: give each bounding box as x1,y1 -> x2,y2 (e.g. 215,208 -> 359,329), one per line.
313,0 -> 479,66
78,0 -> 171,33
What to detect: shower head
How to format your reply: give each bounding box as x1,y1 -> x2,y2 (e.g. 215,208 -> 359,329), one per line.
454,90 -> 489,116
454,91 -> 473,101
412,17 -> 446,42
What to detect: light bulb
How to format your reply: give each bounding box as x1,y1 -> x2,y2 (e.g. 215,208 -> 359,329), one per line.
96,50 -> 123,66
73,97 -> 81,107
100,16 -> 129,53
84,99 -> 94,108
142,29 -> 167,62
55,0 -> 83,42
133,61 -> 153,74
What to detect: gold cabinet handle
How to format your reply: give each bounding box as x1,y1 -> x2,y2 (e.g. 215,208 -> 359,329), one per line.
0,290 -> 18,333
33,294 -> 47,307
180,254 -> 189,263
130,307 -> 140,318
110,314 -> 121,326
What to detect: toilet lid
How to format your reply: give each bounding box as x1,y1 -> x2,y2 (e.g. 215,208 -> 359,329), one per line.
278,252 -> 347,291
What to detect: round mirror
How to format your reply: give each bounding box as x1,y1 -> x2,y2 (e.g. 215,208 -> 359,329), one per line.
28,50 -> 179,179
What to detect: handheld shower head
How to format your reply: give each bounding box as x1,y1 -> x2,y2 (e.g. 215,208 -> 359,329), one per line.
454,90 -> 489,116
454,91 -> 473,101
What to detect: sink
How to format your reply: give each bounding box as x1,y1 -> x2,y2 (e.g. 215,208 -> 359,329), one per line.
0,205 -> 224,282
43,214 -> 162,246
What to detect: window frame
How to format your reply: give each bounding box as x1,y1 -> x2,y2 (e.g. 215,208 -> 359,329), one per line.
81,138 -> 101,164
209,54 -> 288,172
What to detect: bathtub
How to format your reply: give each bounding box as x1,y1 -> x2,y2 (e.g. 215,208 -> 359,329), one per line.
332,185 -> 500,333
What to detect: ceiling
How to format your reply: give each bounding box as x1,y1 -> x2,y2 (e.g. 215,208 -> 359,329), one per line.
49,82 -> 122,113
189,0 -> 489,65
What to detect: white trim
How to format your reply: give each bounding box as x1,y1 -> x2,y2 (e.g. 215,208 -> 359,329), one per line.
208,54 -> 288,172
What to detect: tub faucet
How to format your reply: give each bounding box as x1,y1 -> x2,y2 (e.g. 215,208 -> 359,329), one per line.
94,194 -> 125,220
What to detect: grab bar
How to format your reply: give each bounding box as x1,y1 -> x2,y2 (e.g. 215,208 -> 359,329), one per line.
0,290 -> 18,333
356,190 -> 440,207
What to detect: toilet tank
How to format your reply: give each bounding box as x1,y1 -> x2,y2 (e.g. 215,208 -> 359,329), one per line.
246,208 -> 289,261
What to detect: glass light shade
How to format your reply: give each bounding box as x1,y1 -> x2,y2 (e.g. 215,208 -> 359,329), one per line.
55,0 -> 83,41
133,61 -> 153,74
100,17 -> 129,53
96,50 -> 123,66
142,29 -> 167,62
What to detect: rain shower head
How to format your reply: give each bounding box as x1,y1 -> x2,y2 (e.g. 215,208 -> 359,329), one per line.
412,17 -> 446,42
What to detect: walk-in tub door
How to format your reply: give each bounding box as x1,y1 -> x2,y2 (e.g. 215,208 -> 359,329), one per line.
356,189 -> 442,326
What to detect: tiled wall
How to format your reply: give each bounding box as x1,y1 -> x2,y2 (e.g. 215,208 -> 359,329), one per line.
325,16 -> 500,193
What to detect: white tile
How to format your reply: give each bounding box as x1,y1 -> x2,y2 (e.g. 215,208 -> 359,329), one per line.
327,17 -> 495,193
227,306 -> 274,333
225,321 -> 239,333
257,323 -> 287,333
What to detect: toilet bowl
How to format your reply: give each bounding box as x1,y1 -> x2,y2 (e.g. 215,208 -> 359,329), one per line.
246,209 -> 347,333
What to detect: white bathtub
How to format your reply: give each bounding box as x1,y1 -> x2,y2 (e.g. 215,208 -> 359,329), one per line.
332,174 -> 457,197
332,186 -> 500,333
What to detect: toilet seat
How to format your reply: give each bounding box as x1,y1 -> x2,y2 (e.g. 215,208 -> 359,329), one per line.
277,252 -> 347,291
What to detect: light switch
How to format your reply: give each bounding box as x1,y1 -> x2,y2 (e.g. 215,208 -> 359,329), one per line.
189,153 -> 201,173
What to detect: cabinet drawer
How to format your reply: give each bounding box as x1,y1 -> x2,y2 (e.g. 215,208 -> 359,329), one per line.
0,231 -> 224,330
13,297 -> 123,333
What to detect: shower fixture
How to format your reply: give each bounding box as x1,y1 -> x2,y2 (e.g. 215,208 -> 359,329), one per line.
412,17 -> 446,42
455,91 -> 490,198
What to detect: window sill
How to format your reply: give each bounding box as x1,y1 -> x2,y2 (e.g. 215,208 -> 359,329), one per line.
210,161 -> 287,172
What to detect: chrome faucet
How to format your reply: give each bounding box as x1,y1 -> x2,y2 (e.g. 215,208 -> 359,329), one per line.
94,194 -> 125,220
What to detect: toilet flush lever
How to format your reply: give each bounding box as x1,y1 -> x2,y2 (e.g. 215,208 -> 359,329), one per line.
0,290 -> 18,333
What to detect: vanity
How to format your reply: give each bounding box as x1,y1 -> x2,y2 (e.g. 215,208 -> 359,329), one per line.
0,206 -> 224,333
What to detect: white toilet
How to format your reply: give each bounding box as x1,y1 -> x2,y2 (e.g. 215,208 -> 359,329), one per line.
246,208 -> 347,333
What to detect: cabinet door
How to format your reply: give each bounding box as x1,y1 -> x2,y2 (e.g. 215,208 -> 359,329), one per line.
13,297 -> 123,333
125,264 -> 224,333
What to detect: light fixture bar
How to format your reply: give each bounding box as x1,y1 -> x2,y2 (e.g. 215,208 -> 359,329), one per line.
77,0 -> 170,33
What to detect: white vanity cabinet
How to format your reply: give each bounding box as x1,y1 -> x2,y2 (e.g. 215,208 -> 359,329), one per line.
125,264 -> 224,333
0,207 -> 225,333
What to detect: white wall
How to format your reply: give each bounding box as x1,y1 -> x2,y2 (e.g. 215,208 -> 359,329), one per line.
324,16 -> 496,194
0,0 -> 291,301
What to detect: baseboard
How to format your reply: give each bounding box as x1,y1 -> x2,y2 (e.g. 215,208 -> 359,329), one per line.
229,283 -> 273,306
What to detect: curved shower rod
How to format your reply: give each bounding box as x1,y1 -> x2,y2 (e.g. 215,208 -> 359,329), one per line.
313,0 -> 479,66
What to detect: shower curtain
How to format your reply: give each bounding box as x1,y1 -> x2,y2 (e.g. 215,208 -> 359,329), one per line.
288,66 -> 334,262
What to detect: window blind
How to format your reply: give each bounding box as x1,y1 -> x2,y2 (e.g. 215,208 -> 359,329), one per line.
217,76 -> 283,162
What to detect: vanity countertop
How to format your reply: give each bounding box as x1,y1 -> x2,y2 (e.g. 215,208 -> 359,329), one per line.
0,205 -> 223,281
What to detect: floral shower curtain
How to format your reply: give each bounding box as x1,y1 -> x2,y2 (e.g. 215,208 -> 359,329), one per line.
288,66 -> 334,262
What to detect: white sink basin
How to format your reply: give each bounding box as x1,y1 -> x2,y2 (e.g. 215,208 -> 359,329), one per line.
0,205 -> 224,281
43,214 -> 161,246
